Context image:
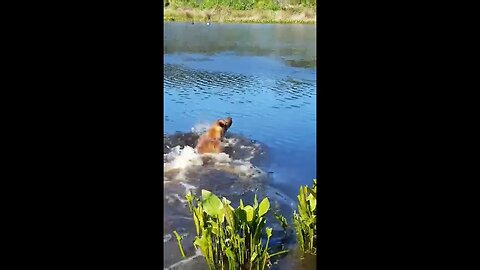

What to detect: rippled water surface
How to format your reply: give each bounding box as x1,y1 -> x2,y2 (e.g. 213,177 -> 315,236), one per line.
164,22 -> 316,269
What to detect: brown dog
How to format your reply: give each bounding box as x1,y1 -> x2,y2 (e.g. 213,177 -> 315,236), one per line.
195,117 -> 233,154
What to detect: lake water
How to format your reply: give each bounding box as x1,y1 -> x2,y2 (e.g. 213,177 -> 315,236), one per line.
164,22 -> 316,269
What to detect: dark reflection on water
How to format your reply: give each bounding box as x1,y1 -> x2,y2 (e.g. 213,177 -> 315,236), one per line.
164,22 -> 316,269
164,23 -> 316,69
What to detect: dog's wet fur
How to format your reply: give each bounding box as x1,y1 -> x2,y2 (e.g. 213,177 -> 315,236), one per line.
195,117 -> 233,154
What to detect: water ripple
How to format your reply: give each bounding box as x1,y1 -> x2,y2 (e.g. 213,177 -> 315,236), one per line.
164,64 -> 315,110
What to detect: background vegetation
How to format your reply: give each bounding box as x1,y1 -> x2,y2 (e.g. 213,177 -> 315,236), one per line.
165,0 -> 316,10
164,0 -> 316,24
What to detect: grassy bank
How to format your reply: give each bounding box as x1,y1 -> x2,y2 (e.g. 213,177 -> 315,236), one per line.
164,3 -> 316,24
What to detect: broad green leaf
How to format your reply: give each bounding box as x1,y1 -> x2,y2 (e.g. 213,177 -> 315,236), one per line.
307,194 -> 316,212
258,197 -> 270,217
201,189 -> 212,199
298,186 -> 309,217
244,205 -> 254,222
201,189 -> 223,217
209,220 -> 218,235
224,202 -> 235,227
266,227 -> 272,238
222,197 -> 231,205
193,231 -> 209,254
235,207 -> 247,223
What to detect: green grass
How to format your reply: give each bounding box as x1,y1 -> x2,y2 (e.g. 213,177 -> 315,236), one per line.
164,6 -> 316,24
164,0 -> 316,10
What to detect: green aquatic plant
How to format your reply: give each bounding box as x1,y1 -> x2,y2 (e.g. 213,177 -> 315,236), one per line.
173,230 -> 186,258
176,190 -> 288,270
293,179 -> 317,255
274,213 -> 288,232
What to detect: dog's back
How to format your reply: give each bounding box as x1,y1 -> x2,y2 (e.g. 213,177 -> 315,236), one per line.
195,117 -> 232,154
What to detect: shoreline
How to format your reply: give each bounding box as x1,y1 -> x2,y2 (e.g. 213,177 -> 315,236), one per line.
164,7 -> 316,24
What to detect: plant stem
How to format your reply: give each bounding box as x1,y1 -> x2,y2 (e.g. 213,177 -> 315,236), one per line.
173,230 -> 186,258
269,249 -> 289,258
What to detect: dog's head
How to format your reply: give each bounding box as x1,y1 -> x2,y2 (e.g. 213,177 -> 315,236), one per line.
209,117 -> 233,138
217,117 -> 232,132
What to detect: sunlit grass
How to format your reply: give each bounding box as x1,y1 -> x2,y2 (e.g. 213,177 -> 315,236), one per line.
164,7 -> 316,24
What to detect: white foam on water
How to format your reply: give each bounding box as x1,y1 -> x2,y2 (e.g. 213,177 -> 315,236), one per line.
202,152 -> 232,164
191,122 -> 211,135
224,137 -> 259,162
165,194 -> 175,204
164,145 -> 265,181
180,182 -> 197,194
223,137 -> 239,146
164,146 -> 204,180
165,193 -> 188,205
164,234 -> 172,243
164,130 -> 266,183
164,146 -> 203,168
231,160 -> 265,179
